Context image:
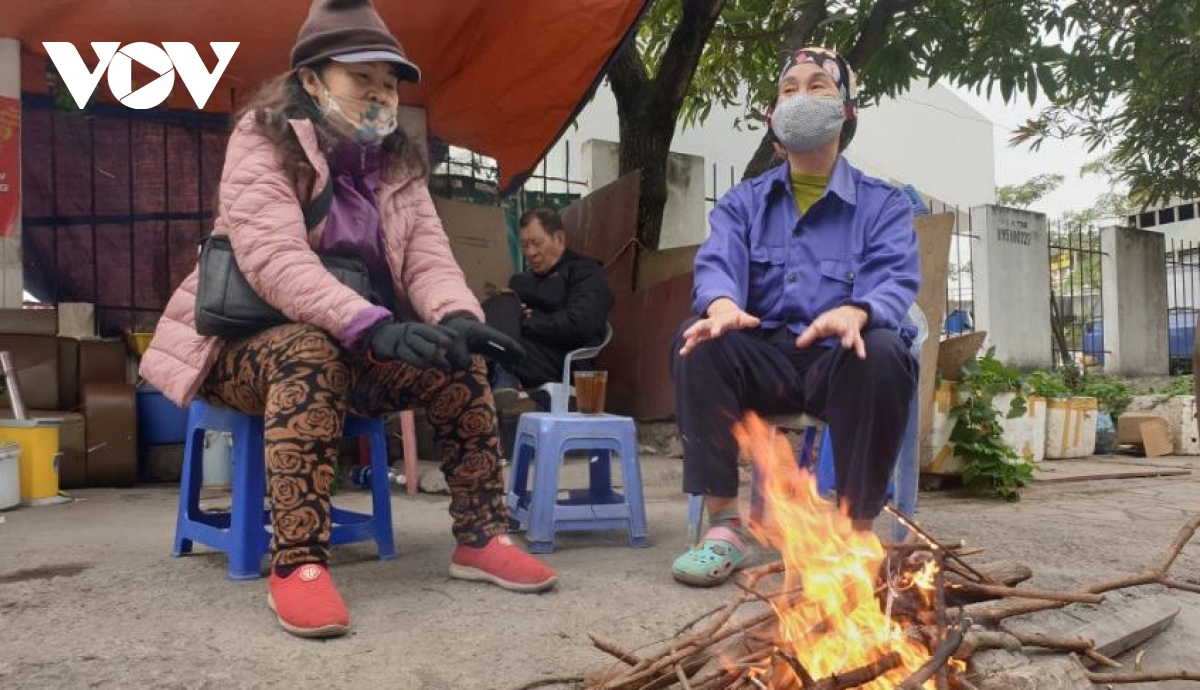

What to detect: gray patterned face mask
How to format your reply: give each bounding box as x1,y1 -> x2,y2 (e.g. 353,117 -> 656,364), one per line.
770,95 -> 845,153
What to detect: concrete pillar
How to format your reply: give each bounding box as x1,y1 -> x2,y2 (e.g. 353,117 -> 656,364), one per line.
1101,225 -> 1168,376
582,138 -> 706,250
0,38 -> 20,307
969,205 -> 1053,369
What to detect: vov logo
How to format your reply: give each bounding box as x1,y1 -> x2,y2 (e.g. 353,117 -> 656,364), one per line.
43,42 -> 239,110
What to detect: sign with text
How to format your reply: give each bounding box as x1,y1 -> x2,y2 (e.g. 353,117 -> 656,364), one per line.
0,96 -> 19,238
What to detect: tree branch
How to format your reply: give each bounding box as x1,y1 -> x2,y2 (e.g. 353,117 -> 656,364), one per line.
713,25 -> 793,44
608,38 -> 650,110
713,0 -> 828,47
652,0 -> 726,114
845,0 -> 923,70
783,0 -> 830,51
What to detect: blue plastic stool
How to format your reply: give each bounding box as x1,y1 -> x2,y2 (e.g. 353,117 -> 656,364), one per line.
506,412 -> 649,554
172,400 -> 396,580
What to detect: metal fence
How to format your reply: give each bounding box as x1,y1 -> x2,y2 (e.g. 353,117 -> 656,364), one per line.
430,139 -> 587,272
1166,239 -> 1200,373
21,95 -> 227,337
1048,222 -> 1106,368
927,201 -> 976,339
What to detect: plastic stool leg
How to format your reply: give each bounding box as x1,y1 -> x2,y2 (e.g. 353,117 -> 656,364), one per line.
525,426 -> 563,554
587,449 -> 615,503
172,422 -> 206,557
616,426 -> 648,547
506,433 -> 536,531
891,386 -> 921,542
228,418 -> 267,581
686,495 -> 705,545
399,410 -> 419,496
367,421 -> 397,559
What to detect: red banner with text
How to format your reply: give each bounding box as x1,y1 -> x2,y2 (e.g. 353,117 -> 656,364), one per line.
0,96 -> 19,237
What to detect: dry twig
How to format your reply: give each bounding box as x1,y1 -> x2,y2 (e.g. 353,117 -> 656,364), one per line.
1072,654 -> 1200,684
511,675 -> 586,690
775,649 -> 817,688
812,652 -> 903,690
897,622 -> 967,690
949,583 -> 1103,604
590,635 -> 643,666
962,512 -> 1200,623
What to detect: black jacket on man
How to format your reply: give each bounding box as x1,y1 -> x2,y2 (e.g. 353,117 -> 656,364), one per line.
495,249 -> 614,387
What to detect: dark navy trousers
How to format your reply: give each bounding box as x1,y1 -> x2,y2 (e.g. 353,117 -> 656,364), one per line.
671,320 -> 917,520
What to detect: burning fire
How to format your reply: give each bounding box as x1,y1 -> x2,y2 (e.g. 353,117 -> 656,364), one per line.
734,413 -> 935,688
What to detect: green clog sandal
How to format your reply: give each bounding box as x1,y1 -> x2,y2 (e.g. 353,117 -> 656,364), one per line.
671,525 -> 750,587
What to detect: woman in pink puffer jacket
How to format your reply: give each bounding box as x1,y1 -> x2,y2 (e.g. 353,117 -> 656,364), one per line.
140,0 -> 556,639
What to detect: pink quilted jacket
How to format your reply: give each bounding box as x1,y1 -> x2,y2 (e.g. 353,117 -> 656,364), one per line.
139,116 -> 482,406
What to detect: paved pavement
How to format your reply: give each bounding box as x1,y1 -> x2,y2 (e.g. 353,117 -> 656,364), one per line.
1,453 -> 1198,689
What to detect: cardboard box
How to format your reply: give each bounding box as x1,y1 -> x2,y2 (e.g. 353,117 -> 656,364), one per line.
0,308 -> 58,336
82,383 -> 137,487
1118,412 -> 1174,457
0,334 -> 60,410
434,197 -> 514,302
0,408 -> 86,488
57,337 -> 129,410
57,303 -> 96,338
1118,412 -> 1167,444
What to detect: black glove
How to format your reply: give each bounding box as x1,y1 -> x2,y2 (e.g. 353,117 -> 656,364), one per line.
367,320 -> 455,370
440,313 -> 526,369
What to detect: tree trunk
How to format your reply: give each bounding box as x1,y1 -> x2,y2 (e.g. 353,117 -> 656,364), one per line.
743,131 -> 783,181
619,114 -> 673,251
609,0 -> 725,252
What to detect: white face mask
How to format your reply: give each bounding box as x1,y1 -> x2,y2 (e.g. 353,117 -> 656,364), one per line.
317,87 -> 399,146
770,95 -> 845,153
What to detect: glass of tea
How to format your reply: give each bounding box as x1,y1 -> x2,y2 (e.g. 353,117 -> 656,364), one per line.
573,370 -> 608,414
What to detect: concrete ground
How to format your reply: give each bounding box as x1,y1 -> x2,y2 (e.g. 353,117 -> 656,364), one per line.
2,454 -> 1200,689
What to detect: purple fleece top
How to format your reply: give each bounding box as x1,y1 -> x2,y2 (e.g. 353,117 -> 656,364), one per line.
320,138 -> 394,351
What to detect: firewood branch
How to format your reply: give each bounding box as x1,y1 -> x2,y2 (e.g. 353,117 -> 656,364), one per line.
811,652 -> 902,690
897,621 -> 967,689
1073,654 -> 1200,684
961,512 -> 1200,623
949,582 -> 1104,604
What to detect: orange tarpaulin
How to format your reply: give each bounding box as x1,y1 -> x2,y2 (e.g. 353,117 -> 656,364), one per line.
1,1 -> 648,194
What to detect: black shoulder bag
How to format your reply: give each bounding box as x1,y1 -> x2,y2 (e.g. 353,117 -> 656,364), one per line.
193,178 -> 376,339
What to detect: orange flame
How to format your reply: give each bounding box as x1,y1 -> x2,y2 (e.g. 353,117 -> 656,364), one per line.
899,558 -> 939,610
734,413 -> 933,688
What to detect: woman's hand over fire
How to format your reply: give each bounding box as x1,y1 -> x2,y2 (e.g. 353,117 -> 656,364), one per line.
679,298 -> 761,355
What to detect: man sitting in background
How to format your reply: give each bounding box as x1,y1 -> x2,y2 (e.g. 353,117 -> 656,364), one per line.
484,207 -> 614,410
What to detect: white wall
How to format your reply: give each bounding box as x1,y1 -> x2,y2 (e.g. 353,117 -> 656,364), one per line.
539,78 -> 997,247
850,81 -> 996,210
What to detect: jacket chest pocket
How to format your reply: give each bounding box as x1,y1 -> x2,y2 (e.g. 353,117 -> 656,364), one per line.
818,258 -> 858,304
749,247 -> 786,304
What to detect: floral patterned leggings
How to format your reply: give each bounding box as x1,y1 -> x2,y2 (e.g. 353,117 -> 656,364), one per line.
198,323 -> 509,567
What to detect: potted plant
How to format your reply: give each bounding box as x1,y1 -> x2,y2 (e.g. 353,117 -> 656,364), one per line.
941,348 -> 1037,500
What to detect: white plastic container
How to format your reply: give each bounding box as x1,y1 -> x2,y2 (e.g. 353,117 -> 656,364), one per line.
1045,397 -> 1098,459
0,441 -> 20,510
922,380 -> 963,475
996,394 -> 1047,464
202,431 -> 233,487
922,383 -> 1043,474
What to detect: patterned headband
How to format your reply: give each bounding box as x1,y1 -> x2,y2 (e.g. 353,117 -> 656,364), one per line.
778,46 -> 858,110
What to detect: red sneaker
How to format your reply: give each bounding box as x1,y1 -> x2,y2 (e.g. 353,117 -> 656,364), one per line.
449,535 -> 558,593
267,563 -> 350,638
